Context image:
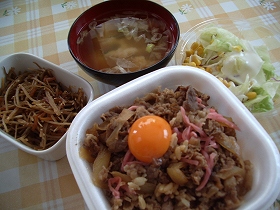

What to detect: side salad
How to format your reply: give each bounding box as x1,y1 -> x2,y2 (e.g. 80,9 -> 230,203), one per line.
182,26 -> 280,113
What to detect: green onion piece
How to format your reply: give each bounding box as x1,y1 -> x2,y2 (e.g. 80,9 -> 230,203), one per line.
146,44 -> 155,53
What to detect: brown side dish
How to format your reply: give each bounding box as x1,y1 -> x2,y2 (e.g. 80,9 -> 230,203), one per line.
0,64 -> 87,150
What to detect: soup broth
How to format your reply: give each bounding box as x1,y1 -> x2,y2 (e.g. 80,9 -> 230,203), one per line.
77,14 -> 171,73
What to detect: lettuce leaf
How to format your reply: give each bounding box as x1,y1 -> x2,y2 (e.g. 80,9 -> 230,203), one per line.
254,45 -> 276,80
198,27 -> 243,52
197,26 -> 279,113
244,87 -> 274,112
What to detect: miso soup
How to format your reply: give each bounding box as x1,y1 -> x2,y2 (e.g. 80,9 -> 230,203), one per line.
77,14 -> 171,73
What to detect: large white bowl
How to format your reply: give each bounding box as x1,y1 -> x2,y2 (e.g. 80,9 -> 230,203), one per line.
66,65 -> 280,209
0,53 -> 94,161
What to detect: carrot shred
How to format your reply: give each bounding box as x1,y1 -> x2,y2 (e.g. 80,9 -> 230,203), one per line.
32,114 -> 39,131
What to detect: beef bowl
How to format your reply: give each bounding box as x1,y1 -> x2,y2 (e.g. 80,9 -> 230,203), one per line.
0,53 -> 94,161
68,0 -> 180,86
66,65 -> 280,209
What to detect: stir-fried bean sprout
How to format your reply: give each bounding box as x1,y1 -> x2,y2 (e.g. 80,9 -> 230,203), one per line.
0,64 -> 87,150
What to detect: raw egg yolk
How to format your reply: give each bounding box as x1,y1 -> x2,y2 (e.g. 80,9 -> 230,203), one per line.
128,115 -> 172,163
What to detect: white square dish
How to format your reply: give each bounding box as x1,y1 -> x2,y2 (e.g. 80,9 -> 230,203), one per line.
0,53 -> 94,161
66,65 -> 280,209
